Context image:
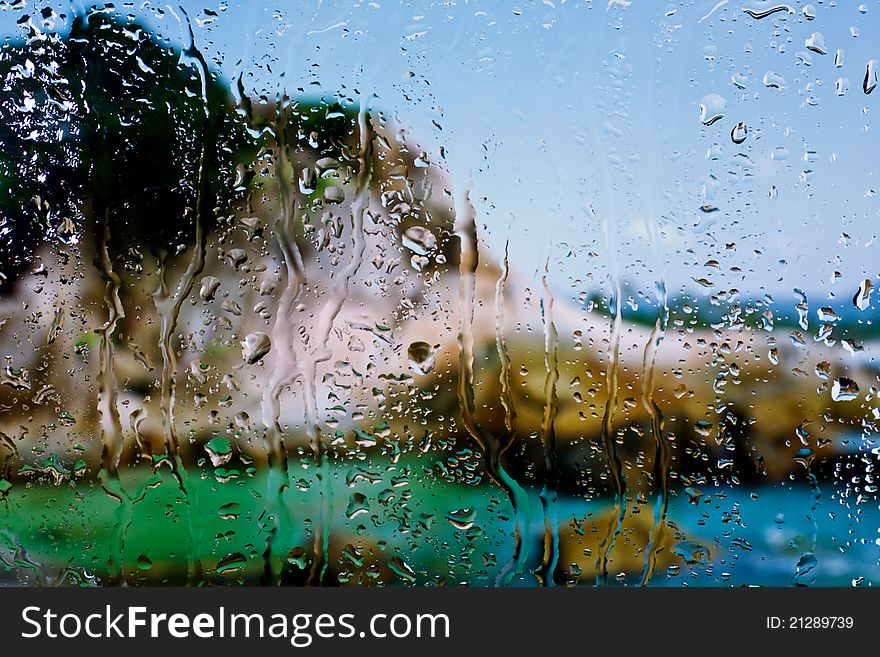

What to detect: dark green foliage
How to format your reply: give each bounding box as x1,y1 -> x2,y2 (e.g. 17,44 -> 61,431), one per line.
0,9 -> 250,290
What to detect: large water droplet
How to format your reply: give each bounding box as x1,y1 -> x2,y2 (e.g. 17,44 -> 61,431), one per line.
407,341 -> 436,375
241,331 -> 271,364
731,122 -> 748,144
831,377 -> 859,402
864,60 -> 879,94
792,552 -> 817,586
699,93 -> 726,126
199,275 -> 221,302
742,3 -> 793,19
204,437 -> 233,466
402,225 -> 437,256
762,71 -> 785,89
216,552 -> 247,574
805,32 -> 827,55
853,279 -> 873,310
671,540 -> 710,565
388,556 -> 417,583
445,508 -> 476,530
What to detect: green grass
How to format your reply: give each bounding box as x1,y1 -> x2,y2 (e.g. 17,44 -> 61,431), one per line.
0,455 -> 510,586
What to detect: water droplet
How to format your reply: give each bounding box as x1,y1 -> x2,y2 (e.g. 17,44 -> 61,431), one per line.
771,147 -> 789,161
853,279 -> 873,310
241,332 -> 271,364
794,447 -> 814,468
731,122 -> 748,144
204,437 -> 233,467
216,552 -> 247,573
402,226 -> 437,256
817,307 -> 838,322
227,248 -> 248,270
2,366 -> 31,391
805,32 -> 827,55
407,341 -> 436,375
842,339 -> 864,356
445,508 -> 476,530
287,547 -> 308,569
792,552 -> 817,586
762,71 -> 785,89
323,186 -> 345,203
864,60 -> 878,94
136,555 -> 153,571
831,377 -> 859,402
742,3 -> 793,20
346,492 -> 369,519
699,93 -> 726,126
684,486 -> 704,504
671,540 -> 710,565
199,276 -> 221,301
298,167 -> 317,194
694,420 -> 713,437
388,556 -> 417,583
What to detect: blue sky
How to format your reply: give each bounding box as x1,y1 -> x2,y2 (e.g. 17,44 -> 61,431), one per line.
2,0 -> 879,311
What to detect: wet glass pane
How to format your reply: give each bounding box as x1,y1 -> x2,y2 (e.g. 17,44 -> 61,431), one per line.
0,0 -> 878,587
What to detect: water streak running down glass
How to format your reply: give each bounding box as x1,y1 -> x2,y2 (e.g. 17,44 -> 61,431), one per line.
0,0 -> 878,587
